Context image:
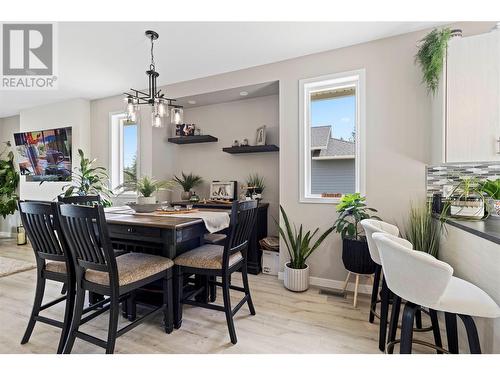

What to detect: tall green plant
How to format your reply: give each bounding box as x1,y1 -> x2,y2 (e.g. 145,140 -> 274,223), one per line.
246,173 -> 265,191
415,27 -> 452,94
403,203 -> 442,258
62,149 -> 113,207
118,175 -> 174,197
333,193 -> 380,241
173,172 -> 203,192
277,205 -> 333,269
0,141 -> 19,218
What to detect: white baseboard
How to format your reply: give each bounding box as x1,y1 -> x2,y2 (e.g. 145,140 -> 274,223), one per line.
0,231 -> 15,238
277,272 -> 373,295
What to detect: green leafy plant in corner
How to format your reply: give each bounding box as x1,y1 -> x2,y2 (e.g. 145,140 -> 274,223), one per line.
415,27 -> 452,94
246,173 -> 265,191
276,205 -> 334,269
62,149 -> 113,207
0,141 -> 19,218
333,193 -> 380,241
402,203 -> 442,258
118,175 -> 174,198
480,178 -> 500,200
173,172 -> 203,192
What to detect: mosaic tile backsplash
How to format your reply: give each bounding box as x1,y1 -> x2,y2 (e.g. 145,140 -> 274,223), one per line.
426,162 -> 500,197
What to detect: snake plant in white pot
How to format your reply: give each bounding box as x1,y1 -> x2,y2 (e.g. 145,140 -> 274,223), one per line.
277,205 -> 333,292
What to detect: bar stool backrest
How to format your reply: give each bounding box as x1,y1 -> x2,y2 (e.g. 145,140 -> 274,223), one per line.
18,201 -> 67,264
223,200 -> 258,269
360,219 -> 399,265
373,232 -> 453,308
57,204 -> 118,284
58,195 -> 101,206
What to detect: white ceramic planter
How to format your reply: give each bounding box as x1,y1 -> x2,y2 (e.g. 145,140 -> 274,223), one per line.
284,263 -> 309,292
137,196 -> 156,205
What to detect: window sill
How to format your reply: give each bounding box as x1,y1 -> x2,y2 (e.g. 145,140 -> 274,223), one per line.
300,196 -> 341,204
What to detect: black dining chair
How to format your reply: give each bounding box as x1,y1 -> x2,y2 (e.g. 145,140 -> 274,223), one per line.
173,200 -> 258,344
57,204 -> 175,354
18,201 -> 76,354
58,195 -> 102,206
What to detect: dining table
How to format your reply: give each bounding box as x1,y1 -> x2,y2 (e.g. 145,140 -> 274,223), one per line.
102,206 -> 231,327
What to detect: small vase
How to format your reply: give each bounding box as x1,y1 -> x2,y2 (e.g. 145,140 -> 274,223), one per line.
181,191 -> 192,201
283,263 -> 309,292
137,196 -> 156,205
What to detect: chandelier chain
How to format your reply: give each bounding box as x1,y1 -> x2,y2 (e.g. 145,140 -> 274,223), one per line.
150,36 -> 155,71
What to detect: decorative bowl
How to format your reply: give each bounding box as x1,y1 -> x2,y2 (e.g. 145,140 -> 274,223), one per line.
127,202 -> 159,213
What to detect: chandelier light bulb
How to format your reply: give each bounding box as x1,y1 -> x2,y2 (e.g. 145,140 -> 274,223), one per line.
152,110 -> 163,128
157,100 -> 167,117
171,107 -> 184,125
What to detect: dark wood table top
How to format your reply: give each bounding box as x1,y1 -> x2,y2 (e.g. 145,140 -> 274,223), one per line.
105,213 -> 202,229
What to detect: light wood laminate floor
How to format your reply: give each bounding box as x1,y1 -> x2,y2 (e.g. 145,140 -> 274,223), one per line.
0,239 -> 442,354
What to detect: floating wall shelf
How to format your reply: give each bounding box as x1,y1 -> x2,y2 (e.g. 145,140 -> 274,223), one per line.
168,135 -> 218,144
222,145 -> 279,154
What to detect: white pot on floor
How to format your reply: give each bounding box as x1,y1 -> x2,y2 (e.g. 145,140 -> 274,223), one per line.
137,196 -> 156,205
284,263 -> 309,292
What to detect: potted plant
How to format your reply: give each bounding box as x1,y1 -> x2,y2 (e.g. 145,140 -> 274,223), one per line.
415,27 -> 459,94
403,203 -> 442,258
60,149 -> 113,207
173,172 -> 203,201
246,173 -> 265,200
445,177 -> 486,220
119,175 -> 174,205
333,193 -> 380,275
277,205 -> 333,292
0,141 -> 19,219
480,178 -> 500,218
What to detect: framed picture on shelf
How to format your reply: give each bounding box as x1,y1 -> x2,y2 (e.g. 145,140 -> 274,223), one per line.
175,124 -> 196,136
210,180 -> 237,200
256,125 -> 266,145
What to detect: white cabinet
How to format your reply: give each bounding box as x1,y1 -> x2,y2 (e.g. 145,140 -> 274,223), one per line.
446,31 -> 500,162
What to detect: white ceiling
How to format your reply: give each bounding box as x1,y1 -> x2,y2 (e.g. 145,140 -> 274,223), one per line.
0,22 -> 443,118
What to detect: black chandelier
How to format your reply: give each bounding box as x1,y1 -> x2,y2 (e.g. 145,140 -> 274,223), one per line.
124,30 -> 183,128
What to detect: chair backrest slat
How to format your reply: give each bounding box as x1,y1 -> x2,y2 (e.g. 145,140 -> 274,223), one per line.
18,201 -> 66,262
223,200 -> 258,268
58,204 -> 117,279
58,195 -> 102,206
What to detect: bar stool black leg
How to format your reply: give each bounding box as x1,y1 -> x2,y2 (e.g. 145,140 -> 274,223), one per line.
415,309 -> 423,329
173,268 -> 184,329
400,302 -> 418,354
241,261 -> 256,315
21,275 -> 46,345
63,286 -> 86,354
387,294 -> 401,354
369,265 -> 381,324
57,279 -> 75,354
222,274 -> 237,344
429,309 -> 443,354
445,312 -> 459,354
163,276 -> 174,334
378,279 -> 390,351
459,314 -> 481,354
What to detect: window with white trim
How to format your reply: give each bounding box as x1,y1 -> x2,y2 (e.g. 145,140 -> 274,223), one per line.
110,113 -> 139,192
299,70 -> 365,203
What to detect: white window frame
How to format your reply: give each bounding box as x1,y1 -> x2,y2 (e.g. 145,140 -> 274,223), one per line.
299,69 -> 366,204
109,112 -> 140,196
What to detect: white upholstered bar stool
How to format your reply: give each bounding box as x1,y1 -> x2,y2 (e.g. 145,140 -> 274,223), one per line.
360,219 -> 400,351
373,232 -> 500,354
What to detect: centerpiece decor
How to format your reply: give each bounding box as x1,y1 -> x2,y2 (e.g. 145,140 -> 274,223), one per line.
119,175 -> 174,207
277,205 -> 333,292
333,193 -> 380,274
174,172 -> 203,201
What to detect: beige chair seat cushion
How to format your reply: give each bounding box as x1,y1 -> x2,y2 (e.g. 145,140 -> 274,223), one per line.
86,253 -> 173,286
174,244 -> 243,269
46,260 -> 66,274
203,233 -> 227,244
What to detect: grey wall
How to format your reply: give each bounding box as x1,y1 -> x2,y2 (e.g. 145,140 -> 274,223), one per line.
0,115 -> 20,236
311,159 -> 355,195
